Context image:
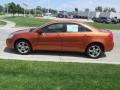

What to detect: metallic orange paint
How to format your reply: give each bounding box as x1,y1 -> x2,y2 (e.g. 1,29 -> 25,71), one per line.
6,20 -> 114,53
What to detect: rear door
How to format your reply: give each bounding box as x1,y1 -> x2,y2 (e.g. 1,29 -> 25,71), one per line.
61,23 -> 91,52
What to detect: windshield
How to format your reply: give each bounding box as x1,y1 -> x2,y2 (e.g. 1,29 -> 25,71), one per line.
29,28 -> 36,32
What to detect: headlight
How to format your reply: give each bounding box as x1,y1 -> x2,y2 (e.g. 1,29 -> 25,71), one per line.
8,34 -> 14,39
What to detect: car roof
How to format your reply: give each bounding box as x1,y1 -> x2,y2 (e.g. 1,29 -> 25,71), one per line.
34,20 -> 98,32
46,20 -> 83,25
46,20 -> 98,31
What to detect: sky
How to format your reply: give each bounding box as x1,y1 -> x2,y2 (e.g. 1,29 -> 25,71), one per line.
0,0 -> 120,12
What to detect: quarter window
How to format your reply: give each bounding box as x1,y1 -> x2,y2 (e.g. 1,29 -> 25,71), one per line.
79,25 -> 91,32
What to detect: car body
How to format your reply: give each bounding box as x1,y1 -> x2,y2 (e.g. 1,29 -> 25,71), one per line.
111,17 -> 118,24
117,19 -> 120,23
95,17 -> 112,24
118,19 -> 120,23
6,20 -> 114,58
92,17 -> 99,22
104,18 -> 112,24
57,13 -> 67,18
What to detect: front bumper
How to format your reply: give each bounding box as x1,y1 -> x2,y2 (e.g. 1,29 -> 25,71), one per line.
6,39 -> 14,49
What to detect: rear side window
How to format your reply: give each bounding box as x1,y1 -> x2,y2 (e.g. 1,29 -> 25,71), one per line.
66,24 -> 91,32
67,24 -> 78,32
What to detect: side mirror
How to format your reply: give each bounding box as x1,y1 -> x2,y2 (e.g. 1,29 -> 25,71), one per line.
37,30 -> 43,35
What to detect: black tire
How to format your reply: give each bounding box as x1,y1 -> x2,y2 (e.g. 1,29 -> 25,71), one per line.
86,44 -> 103,58
15,40 -> 32,55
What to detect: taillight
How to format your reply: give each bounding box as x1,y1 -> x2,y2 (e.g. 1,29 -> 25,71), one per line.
108,32 -> 113,41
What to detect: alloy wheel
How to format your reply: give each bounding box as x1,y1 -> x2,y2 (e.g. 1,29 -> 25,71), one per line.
87,44 -> 102,58
16,41 -> 31,54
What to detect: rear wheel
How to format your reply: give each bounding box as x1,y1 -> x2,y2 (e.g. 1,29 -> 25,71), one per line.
86,44 -> 103,58
15,40 -> 31,55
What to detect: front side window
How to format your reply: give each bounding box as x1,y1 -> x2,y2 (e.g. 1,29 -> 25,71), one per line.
42,24 -> 65,33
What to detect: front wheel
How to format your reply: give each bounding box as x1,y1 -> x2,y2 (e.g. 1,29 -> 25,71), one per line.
15,40 -> 32,55
86,44 -> 103,58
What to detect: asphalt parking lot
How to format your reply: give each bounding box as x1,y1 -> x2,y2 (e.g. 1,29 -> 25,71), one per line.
0,28 -> 120,64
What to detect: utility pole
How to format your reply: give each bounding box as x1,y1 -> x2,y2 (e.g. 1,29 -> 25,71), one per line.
7,4 -> 9,15
28,0 -> 31,16
29,10 -> 30,16
48,0 -> 50,14
88,11 -> 90,19
23,3 -> 27,17
34,8 -> 37,16
24,8 -> 25,17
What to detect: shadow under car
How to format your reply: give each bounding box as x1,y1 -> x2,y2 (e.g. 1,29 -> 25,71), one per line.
4,47 -> 106,58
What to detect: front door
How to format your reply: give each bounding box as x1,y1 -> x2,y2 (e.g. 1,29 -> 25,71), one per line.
37,23 -> 66,51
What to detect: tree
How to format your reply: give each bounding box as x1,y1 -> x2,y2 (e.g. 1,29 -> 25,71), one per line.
52,10 -> 57,15
42,8 -> 48,14
85,8 -> 89,12
0,5 -> 3,14
8,2 -> 17,16
110,8 -> 116,12
30,9 -> 34,15
95,6 -> 103,12
75,8 -> 78,12
16,4 -> 23,15
103,7 -> 116,12
35,6 -> 42,15
49,8 -> 57,15
103,7 -> 111,12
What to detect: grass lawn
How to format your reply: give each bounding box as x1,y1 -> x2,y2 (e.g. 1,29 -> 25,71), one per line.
0,20 -> 6,25
88,22 -> 120,30
4,16 -> 52,27
4,16 -> 120,30
0,59 -> 120,90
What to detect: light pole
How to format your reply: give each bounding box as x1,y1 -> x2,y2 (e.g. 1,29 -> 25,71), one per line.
88,11 -> 90,20
27,0 -> 31,16
23,3 -> 28,17
5,4 -> 9,15
23,5 -> 25,16
48,0 -> 50,14
7,4 -> 9,15
34,8 -> 37,16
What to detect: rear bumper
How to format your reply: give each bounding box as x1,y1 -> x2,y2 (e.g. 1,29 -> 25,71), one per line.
104,41 -> 114,52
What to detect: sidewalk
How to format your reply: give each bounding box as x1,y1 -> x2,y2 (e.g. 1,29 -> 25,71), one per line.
0,20 -> 16,29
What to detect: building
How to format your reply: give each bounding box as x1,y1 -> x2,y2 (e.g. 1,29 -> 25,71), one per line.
57,10 -> 120,19
74,11 -> 120,19
98,12 -> 120,18
73,11 -> 96,19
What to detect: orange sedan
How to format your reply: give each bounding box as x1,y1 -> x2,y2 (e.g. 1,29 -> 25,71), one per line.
6,20 -> 114,58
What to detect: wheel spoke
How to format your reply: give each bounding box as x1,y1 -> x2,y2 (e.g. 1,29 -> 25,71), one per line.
89,49 -> 94,52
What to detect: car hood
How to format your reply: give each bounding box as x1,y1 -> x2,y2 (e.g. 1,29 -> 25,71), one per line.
12,28 -> 35,35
